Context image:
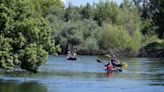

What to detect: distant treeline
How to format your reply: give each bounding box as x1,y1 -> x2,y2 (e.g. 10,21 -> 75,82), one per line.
47,0 -> 164,56
49,1 -> 142,55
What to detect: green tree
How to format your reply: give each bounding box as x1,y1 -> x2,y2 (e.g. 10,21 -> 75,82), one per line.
63,4 -> 81,21
133,0 -> 164,38
98,24 -> 142,54
94,1 -> 120,26
47,0 -> 144,56
152,0 -> 164,38
0,0 -> 60,73
97,1 -> 142,54
80,3 -> 93,19
56,22 -> 83,53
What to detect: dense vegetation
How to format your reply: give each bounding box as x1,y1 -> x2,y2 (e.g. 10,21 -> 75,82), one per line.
0,0 -> 163,73
133,0 -> 164,57
0,0 -> 61,73
48,1 -> 143,55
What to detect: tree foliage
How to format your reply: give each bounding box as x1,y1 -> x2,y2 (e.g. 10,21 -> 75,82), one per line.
0,0 -> 61,73
133,0 -> 164,38
46,0 -> 143,55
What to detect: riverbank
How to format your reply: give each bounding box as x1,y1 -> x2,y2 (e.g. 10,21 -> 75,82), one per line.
139,41 -> 164,58
68,40 -> 164,58
140,49 -> 164,58
61,48 -> 164,58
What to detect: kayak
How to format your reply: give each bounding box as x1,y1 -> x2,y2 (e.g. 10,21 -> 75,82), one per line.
104,69 -> 122,72
67,57 -> 76,60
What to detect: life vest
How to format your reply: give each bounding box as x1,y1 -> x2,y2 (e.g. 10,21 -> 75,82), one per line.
106,64 -> 113,70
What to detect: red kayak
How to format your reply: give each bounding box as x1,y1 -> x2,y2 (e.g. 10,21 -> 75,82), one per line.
104,69 -> 122,72
105,65 -> 122,72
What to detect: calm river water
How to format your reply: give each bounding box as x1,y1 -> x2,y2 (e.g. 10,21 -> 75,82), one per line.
0,55 -> 164,92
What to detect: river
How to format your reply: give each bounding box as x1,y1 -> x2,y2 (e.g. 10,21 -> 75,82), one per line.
0,55 -> 164,92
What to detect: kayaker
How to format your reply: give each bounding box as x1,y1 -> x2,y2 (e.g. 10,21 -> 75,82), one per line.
72,52 -> 77,58
110,54 -> 121,68
67,51 -> 77,60
105,61 -> 113,70
67,50 -> 72,58
105,54 -> 121,69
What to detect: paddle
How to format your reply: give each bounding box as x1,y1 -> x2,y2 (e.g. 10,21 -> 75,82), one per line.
97,59 -> 127,68
96,60 -> 107,65
121,63 -> 128,69
97,59 -> 123,72
101,54 -> 128,68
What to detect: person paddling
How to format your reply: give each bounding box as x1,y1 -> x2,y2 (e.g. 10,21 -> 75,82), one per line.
110,54 -> 121,68
67,50 -> 71,59
105,61 -> 113,70
105,54 -> 121,70
67,50 -> 77,60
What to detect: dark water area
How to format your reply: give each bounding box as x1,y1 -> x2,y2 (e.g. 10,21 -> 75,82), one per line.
0,55 -> 164,92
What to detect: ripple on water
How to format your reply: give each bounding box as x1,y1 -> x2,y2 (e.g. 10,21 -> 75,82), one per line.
0,56 -> 164,92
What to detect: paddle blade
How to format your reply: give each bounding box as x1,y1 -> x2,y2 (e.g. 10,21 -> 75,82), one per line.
104,54 -> 111,59
118,69 -> 122,72
96,60 -> 102,63
122,63 -> 128,69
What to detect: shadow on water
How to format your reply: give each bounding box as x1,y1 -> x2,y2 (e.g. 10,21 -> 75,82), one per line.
0,79 -> 47,92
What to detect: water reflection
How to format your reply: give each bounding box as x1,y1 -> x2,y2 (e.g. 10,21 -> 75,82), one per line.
0,79 -> 47,92
143,58 -> 164,86
106,72 -> 113,78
